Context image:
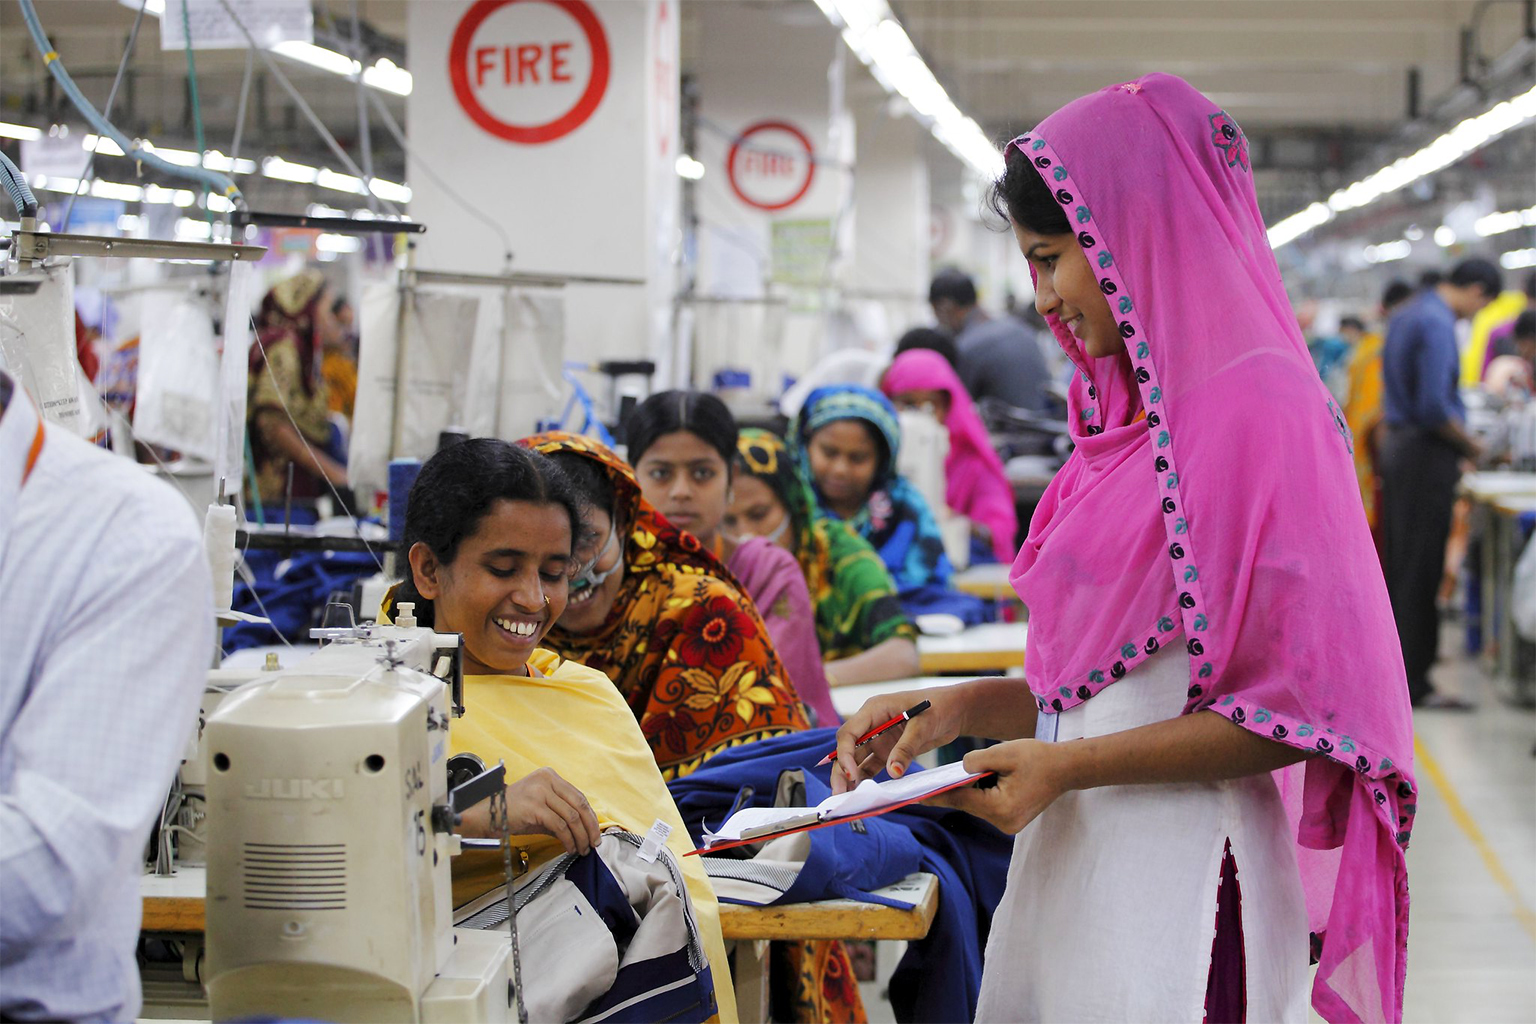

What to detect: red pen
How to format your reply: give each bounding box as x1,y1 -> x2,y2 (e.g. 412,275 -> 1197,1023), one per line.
815,700 -> 932,768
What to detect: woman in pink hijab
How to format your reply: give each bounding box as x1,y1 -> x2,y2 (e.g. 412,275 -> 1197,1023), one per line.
881,348 -> 1019,562
835,74 -> 1414,1023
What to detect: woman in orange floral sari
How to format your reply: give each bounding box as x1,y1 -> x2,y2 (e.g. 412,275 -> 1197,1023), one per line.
524,432 -> 863,1024
523,432 -> 809,778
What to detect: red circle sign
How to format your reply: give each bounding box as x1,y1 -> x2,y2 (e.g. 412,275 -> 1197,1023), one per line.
727,120 -> 816,212
449,0 -> 611,145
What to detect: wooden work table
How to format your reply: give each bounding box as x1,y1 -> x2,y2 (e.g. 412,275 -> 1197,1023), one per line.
141,867 -> 938,1024
916,620 -> 1028,674
140,867 -> 938,943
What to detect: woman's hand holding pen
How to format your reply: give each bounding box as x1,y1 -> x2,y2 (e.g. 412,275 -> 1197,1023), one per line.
831,687 -> 961,794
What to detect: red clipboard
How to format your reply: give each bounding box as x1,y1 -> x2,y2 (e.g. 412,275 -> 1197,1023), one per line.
683,770 -> 996,856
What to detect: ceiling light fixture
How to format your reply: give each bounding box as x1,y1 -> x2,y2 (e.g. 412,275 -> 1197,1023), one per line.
0,122 -> 42,141
1269,82 -> 1536,249
812,0 -> 1002,178
1501,248 -> 1536,269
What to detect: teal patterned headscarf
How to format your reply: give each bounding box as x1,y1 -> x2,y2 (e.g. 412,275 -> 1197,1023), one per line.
791,385 -> 952,592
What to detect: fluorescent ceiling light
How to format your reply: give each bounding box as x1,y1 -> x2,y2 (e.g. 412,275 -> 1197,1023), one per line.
263,156 -> 319,184
1435,225 -> 1457,247
31,175 -> 82,194
90,179 -> 144,202
813,0 -> 1002,179
1363,239 -> 1412,264
0,122 -> 41,141
317,168 -> 365,195
316,233 -> 363,253
1502,248 -> 1536,270
271,41 -> 359,78
675,154 -> 705,180
1269,82 -> 1536,249
174,217 -> 213,240
116,213 -> 142,232
1475,205 -> 1536,237
82,134 -> 126,156
363,59 -> 413,97
369,178 -> 412,203
271,42 -> 413,97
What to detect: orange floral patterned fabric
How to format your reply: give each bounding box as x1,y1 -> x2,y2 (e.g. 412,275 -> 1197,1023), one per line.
523,432 -> 809,778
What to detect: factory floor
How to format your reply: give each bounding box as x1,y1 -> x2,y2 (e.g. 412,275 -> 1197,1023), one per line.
860,628 -> 1536,1024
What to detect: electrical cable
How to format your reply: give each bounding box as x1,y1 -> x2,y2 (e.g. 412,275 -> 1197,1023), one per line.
365,88 -> 515,267
229,48 -> 254,175
179,0 -> 214,227
213,0 -> 401,219
61,0 -> 148,232
16,0 -> 243,207
0,150 -> 38,219
349,0 -> 382,217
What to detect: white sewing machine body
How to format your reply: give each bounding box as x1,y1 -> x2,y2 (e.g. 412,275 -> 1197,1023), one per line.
201,625 -> 511,1023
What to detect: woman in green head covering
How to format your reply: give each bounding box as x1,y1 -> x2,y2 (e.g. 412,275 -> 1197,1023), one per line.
726,428 -> 919,686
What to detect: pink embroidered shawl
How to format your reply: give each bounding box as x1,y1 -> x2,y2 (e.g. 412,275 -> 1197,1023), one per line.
1008,73 -> 1415,1023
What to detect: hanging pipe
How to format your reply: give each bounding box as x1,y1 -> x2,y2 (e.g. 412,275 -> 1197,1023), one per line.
0,150 -> 40,219
16,0 -> 245,209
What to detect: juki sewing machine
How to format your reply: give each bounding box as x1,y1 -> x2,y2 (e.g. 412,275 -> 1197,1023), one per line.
189,618 -> 525,1023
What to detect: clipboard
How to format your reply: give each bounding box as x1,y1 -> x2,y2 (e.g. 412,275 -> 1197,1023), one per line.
686,767 -> 996,856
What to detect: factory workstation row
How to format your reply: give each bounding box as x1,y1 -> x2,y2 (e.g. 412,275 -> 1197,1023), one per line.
3,1 -> 1535,1022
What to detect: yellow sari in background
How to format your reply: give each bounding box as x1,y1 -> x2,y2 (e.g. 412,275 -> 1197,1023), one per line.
1345,331 -> 1385,529
447,648 -> 737,1022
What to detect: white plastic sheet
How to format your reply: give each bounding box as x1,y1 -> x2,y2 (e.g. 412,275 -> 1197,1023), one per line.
134,290 -> 219,460
213,261 -> 254,497
0,264 -> 91,436
349,280 -> 566,497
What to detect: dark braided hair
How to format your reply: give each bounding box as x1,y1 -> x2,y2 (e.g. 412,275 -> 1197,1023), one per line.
986,141 -> 1072,236
394,438 -> 584,627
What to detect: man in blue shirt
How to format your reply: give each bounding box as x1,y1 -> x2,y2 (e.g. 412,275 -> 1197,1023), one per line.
930,269 -> 1052,414
1379,258 -> 1502,709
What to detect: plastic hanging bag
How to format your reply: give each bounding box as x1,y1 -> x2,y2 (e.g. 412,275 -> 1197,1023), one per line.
133,288 -> 219,460
0,263 -> 91,436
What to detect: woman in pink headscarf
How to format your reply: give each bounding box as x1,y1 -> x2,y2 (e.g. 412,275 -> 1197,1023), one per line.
881,348 -> 1019,562
835,74 -> 1414,1023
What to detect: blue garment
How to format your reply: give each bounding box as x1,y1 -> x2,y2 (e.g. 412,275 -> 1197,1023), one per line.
225,512 -> 379,651
667,729 -> 1012,1024
1307,334 -> 1350,381
793,385 -> 955,592
1382,291 -> 1464,429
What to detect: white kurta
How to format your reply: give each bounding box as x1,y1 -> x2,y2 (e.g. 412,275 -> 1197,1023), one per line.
975,647 -> 1309,1022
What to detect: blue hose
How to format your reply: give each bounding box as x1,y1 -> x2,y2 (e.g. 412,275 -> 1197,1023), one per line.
0,149 -> 38,218
17,0 -> 245,208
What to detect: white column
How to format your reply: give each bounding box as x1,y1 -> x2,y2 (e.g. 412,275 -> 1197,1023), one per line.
690,1 -> 848,395
406,0 -> 680,379
851,94 -> 932,343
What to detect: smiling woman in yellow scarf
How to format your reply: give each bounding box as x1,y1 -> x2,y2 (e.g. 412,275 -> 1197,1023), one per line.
523,431 -> 809,779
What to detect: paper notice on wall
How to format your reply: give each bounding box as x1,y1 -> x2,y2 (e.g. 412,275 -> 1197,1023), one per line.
135,290 -> 219,460
350,282 -> 485,497
153,0 -> 313,51
0,264 -> 89,436
213,261 -> 254,497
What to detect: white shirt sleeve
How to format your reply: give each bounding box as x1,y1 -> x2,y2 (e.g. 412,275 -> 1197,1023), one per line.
0,463 -> 211,980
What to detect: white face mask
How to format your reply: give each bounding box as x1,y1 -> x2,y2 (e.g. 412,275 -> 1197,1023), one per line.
763,516 -> 790,543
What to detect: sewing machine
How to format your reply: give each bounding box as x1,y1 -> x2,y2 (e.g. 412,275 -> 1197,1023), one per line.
198,621 -> 517,1023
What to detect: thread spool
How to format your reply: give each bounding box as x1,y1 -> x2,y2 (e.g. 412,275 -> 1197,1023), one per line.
387,458 -> 423,545
203,502 -> 238,612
